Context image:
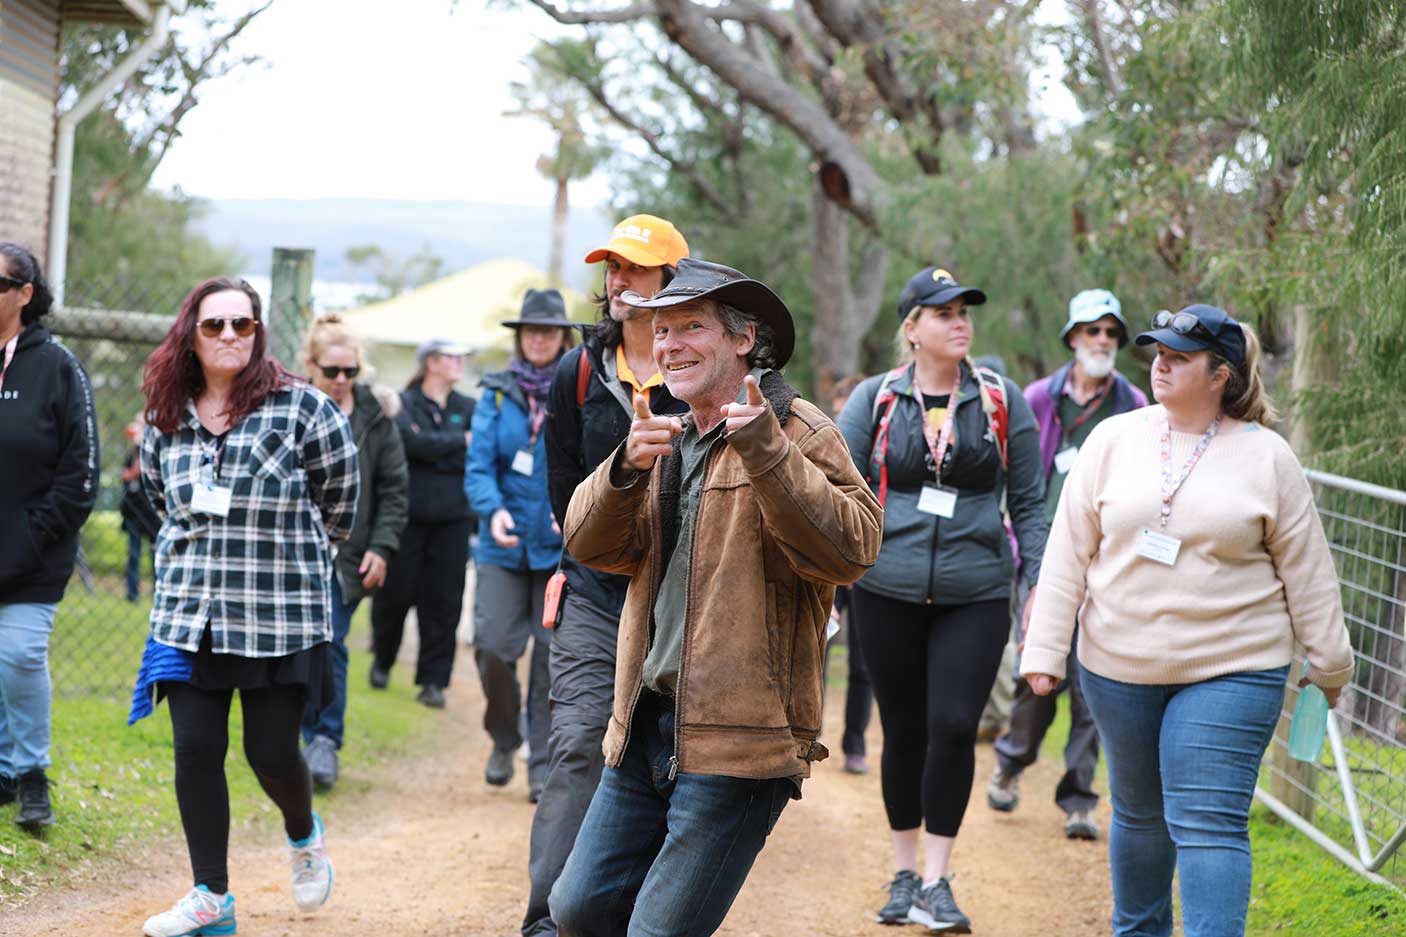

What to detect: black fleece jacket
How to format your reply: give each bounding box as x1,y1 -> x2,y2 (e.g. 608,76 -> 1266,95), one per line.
397,384 -> 475,526
0,325 -> 99,603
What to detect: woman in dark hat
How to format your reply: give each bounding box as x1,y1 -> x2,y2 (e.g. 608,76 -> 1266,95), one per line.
466,289 -> 576,799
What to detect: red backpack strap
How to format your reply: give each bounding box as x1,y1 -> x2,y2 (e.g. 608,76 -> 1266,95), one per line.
974,366 -> 1009,469
867,366 -> 909,507
576,347 -> 592,406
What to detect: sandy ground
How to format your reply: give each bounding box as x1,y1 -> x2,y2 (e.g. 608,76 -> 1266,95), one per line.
13,659 -> 1112,936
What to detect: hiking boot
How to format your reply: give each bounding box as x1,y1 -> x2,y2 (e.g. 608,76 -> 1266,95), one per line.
0,774 -> 16,807
844,754 -> 869,775
15,768 -> 54,829
289,811 -> 334,912
908,876 -> 971,934
143,885 -> 236,936
416,684 -> 446,709
986,764 -> 1020,812
369,662 -> 390,689
485,747 -> 515,787
1065,808 -> 1101,841
875,869 -> 921,925
304,735 -> 339,791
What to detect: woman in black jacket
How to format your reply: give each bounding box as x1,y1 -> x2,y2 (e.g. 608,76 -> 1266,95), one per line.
369,337 -> 475,708
0,243 -> 98,831
299,315 -> 409,789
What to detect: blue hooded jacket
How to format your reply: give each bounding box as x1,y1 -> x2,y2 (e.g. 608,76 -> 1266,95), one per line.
465,370 -> 563,571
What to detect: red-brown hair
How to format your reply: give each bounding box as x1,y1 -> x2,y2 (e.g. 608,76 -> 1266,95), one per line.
142,277 -> 300,433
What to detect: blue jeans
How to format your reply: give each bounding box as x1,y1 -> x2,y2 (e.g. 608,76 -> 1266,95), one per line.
302,573 -> 357,749
0,603 -> 58,777
1080,663 -> 1288,937
549,693 -> 792,937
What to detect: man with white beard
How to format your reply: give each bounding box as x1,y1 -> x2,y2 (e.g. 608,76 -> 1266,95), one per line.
986,289 -> 1147,841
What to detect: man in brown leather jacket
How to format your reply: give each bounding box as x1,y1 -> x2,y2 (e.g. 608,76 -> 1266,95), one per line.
548,258 -> 882,937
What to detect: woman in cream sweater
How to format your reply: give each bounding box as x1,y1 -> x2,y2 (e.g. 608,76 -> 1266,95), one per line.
1021,303 -> 1353,937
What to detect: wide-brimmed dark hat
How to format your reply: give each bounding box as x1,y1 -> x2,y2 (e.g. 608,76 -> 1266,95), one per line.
1135,303 -> 1246,367
621,258 -> 795,367
896,265 -> 987,320
501,288 -> 574,329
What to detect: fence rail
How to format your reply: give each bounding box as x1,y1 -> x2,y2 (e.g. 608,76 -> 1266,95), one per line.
1255,468 -> 1406,891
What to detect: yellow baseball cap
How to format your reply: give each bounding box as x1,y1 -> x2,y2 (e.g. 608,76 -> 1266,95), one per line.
583,214 -> 689,268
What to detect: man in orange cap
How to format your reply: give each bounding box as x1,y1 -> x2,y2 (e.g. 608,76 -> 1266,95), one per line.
521,214 -> 690,937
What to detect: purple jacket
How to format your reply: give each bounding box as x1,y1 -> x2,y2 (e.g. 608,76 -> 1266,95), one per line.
1024,362 -> 1148,479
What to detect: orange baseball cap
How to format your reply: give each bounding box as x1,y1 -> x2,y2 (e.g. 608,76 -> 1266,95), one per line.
583,214 -> 689,268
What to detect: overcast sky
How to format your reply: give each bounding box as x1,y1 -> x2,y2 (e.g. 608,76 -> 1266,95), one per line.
149,0 -> 1078,210
150,0 -> 613,207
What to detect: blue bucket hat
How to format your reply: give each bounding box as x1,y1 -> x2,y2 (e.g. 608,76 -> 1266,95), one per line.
1134,303 -> 1246,367
1060,289 -> 1130,348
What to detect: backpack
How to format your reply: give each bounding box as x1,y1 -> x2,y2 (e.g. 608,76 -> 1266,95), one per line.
576,347 -> 592,406
867,363 -> 1009,507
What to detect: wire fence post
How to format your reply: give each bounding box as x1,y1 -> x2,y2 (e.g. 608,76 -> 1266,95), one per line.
269,247 -> 315,367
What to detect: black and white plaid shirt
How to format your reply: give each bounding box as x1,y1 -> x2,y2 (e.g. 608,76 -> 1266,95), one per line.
141,384 -> 360,657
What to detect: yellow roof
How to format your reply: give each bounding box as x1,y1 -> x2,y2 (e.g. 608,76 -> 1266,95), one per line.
343,258 -> 593,355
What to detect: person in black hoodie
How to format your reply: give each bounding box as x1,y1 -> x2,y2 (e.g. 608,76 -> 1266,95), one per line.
370,337 -> 474,708
0,242 -> 99,830
521,215 -> 688,937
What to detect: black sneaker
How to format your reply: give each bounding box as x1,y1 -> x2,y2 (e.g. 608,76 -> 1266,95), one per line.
15,769 -> 55,830
369,663 -> 390,689
0,774 -> 16,807
485,747 -> 515,787
908,876 -> 971,934
416,684 -> 446,709
304,735 -> 339,791
876,869 -> 921,925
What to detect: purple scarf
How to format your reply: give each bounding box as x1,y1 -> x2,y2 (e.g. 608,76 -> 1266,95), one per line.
510,357 -> 556,402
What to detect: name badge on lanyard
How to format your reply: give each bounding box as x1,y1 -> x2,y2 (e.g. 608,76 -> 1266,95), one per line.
914,369 -> 965,516
511,449 -> 535,476
918,484 -> 958,518
1138,528 -> 1181,566
514,396 -> 545,476
191,482 -> 233,517
1054,446 -> 1079,474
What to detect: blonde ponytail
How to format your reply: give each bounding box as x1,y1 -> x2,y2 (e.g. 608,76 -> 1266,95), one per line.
300,313 -> 368,377
1216,322 -> 1278,426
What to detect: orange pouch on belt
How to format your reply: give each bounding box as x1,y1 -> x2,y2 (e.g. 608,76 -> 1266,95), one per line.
542,570 -> 568,629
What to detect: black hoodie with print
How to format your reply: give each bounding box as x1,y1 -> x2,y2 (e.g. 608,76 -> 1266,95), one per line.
0,325 -> 100,602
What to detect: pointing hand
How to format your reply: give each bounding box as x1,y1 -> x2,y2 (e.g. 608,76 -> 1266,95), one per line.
624,392 -> 683,472
721,375 -> 767,434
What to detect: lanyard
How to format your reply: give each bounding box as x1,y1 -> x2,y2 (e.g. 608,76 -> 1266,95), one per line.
0,331 -> 19,391
200,433 -> 228,482
526,395 -> 547,447
1058,373 -> 1113,443
1157,412 -> 1220,527
912,368 -> 965,484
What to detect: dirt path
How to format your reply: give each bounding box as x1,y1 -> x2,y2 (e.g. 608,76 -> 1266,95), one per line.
15,675 -> 1111,936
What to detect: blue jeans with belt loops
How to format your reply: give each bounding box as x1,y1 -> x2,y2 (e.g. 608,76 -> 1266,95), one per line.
548,692 -> 792,937
1079,662 -> 1289,937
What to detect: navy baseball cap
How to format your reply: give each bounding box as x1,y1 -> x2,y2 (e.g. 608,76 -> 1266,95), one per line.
896,265 -> 987,320
1135,304 -> 1246,367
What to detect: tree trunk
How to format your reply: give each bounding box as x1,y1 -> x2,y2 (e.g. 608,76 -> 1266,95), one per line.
548,175 -> 569,288
808,176 -> 887,401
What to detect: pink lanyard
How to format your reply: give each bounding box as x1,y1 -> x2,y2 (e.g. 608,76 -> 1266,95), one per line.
0,332 -> 18,391
912,368 -> 965,484
1157,411 -> 1220,527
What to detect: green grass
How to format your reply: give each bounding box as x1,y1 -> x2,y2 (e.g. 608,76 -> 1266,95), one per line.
0,609 -> 435,908
1037,691 -> 1406,935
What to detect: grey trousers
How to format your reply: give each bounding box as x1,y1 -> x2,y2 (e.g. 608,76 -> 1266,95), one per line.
473,564 -> 553,784
522,592 -> 618,937
994,645 -> 1100,814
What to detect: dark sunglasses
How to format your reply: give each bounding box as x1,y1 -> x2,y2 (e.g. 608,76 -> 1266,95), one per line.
1152,309 -> 1217,343
1080,324 -> 1123,339
0,275 -> 28,293
197,316 -> 258,338
316,364 -> 360,380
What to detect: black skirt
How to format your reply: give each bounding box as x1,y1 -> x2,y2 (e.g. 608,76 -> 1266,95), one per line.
159,625 -> 335,719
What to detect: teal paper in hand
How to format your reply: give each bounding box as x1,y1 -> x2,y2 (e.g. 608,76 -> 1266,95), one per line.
1288,670 -> 1329,763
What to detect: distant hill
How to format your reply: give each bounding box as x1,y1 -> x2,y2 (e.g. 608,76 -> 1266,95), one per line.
194,198 -> 614,293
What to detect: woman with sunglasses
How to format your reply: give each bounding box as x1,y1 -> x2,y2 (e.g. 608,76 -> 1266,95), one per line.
1022,303 -> 1354,937
0,242 -> 98,831
136,277 -> 359,937
466,288 -> 575,799
298,314 -> 408,791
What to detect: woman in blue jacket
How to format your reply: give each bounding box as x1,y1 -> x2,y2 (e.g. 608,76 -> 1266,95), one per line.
467,289 -> 574,800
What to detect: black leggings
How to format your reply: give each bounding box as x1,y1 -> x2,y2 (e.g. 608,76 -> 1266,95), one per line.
852,588 -> 1009,837
166,682 -> 314,894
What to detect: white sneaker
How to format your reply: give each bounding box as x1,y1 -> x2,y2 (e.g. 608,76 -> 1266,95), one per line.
143,885 -> 236,936
289,811 -> 334,912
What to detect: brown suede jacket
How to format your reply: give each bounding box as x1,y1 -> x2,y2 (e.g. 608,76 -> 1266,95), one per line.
563,373 -> 882,784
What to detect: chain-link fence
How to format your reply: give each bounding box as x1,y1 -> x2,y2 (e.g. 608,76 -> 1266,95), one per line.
1257,469 -> 1406,891
46,265 -> 311,697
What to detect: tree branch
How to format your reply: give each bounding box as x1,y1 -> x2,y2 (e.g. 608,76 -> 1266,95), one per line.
524,0 -> 656,24
1081,0 -> 1124,103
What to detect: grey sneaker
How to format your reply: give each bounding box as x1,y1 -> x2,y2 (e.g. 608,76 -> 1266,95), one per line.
304,736 -> 339,791
986,764 -> 1020,812
908,876 -> 971,934
15,769 -> 54,830
485,747 -> 515,787
416,684 -> 446,709
875,869 -> 921,925
1065,808 -> 1101,840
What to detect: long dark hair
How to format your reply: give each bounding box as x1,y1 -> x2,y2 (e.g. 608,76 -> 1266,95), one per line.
0,242 -> 55,326
142,277 -> 299,433
589,264 -> 675,347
